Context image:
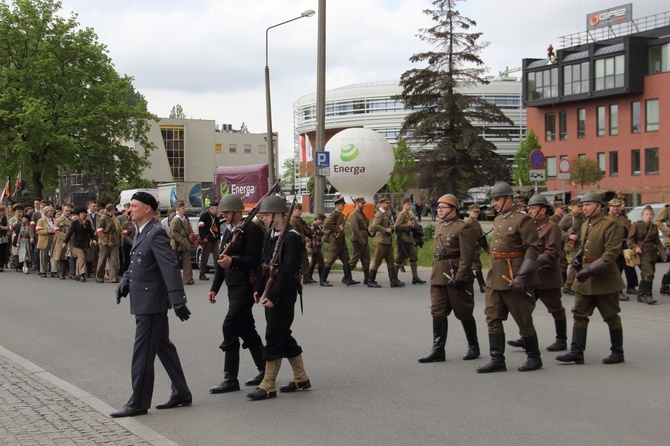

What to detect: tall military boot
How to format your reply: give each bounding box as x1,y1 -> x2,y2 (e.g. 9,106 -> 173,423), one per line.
637,280 -> 647,303
389,267 -> 405,288
461,317 -> 480,360
475,270 -> 486,293
247,358 -> 282,400
411,262 -> 426,284
660,274 -> 670,295
244,345 -> 265,386
209,350 -> 241,393
518,335 -> 543,371
556,326 -> 587,364
602,328 -> 624,364
279,354 -> 311,392
507,336 -> 524,349
342,264 -> 360,286
476,333 -> 507,373
546,319 -> 568,351
367,269 -> 381,288
320,266 -> 332,287
418,319 -> 447,363
303,273 -> 316,284
644,280 -> 657,304
363,267 -> 370,285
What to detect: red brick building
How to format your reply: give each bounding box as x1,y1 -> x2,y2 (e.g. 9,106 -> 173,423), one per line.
522,13 -> 670,205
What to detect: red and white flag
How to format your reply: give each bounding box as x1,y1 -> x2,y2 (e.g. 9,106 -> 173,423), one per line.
518,178 -> 523,187
0,179 -> 9,202
305,134 -> 313,162
299,136 -> 307,163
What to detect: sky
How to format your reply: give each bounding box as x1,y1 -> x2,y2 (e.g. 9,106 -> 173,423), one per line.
54,0 -> 665,166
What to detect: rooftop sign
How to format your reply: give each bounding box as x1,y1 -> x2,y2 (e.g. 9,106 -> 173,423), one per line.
587,4 -> 633,31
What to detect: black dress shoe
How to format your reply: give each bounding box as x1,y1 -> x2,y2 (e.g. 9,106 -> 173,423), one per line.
244,371 -> 264,386
279,380 -> 311,393
155,396 -> 192,409
110,406 -> 148,418
247,387 -> 277,400
209,380 -> 240,394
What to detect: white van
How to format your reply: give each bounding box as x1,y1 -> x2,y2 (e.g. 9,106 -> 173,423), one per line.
116,188 -> 159,212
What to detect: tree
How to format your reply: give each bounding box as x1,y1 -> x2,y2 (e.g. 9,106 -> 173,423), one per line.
281,158 -> 296,191
387,140 -> 416,193
513,130 -> 541,186
0,0 -> 157,198
570,158 -> 604,189
396,0 -> 513,194
169,104 -> 186,119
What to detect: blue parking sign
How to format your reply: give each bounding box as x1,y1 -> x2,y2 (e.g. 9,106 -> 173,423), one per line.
315,151 -> 330,168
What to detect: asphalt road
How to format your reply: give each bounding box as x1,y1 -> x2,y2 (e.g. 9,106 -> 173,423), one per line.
1,269 -> 670,445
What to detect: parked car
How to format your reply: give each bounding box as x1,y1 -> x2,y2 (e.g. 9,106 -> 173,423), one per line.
625,202 -> 667,245
188,219 -> 219,269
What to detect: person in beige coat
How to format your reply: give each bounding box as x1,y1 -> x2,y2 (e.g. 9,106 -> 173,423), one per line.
627,205 -> 668,304
35,206 -> 56,277
653,204 -> 670,295
170,201 -> 194,285
52,204 -> 73,279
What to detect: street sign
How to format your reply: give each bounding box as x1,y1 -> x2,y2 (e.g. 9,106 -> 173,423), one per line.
315,151 -> 330,168
316,167 -> 330,177
558,158 -> 571,180
529,169 -> 546,181
529,150 -> 546,169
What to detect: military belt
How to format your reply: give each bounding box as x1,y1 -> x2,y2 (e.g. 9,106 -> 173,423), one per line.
490,251 -> 524,259
584,256 -> 601,263
435,253 -> 459,260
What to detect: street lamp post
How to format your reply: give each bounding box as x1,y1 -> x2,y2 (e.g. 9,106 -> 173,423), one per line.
265,9 -> 315,189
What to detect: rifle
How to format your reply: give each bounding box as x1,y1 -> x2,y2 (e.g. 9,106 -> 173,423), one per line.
261,198 -> 304,313
221,180 -> 279,258
477,228 -> 493,252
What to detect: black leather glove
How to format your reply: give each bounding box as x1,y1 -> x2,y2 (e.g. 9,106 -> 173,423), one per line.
577,258 -> 610,282
511,259 -> 538,297
174,304 -> 191,321
453,279 -> 466,290
576,267 -> 593,283
115,283 -> 129,305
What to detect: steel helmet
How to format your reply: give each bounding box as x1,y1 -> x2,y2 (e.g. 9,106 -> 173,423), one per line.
258,195 -> 288,213
437,194 -> 459,208
489,182 -> 514,198
580,191 -> 604,205
218,194 -> 245,212
527,194 -> 550,207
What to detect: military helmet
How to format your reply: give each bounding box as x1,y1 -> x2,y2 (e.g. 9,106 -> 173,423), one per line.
489,181 -> 514,198
528,194 -> 550,207
258,195 -> 288,213
579,191 -> 604,205
437,194 -> 459,208
219,194 -> 245,212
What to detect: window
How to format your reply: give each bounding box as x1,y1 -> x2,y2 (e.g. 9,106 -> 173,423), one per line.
547,156 -> 556,179
526,67 -> 559,100
609,105 -> 618,135
578,154 -> 586,159
545,113 -> 556,141
648,43 -> 670,74
563,62 -> 590,95
215,143 -> 222,154
645,148 -> 659,174
577,109 -> 586,139
559,111 -> 567,140
594,55 -> 624,91
160,125 -> 185,181
244,144 -> 252,154
596,106 -> 606,137
646,99 -> 659,132
631,149 -> 640,175
259,145 -> 266,154
609,151 -> 618,177
631,101 -> 640,133
597,152 -> 606,172
229,144 -> 237,153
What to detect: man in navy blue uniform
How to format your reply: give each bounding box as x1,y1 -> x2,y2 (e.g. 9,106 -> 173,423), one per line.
111,192 -> 192,418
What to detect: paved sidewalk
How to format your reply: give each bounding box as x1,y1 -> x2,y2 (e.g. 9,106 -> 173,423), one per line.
0,346 -> 176,446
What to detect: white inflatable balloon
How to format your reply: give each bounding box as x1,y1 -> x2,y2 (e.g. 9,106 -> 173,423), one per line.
325,128 -> 395,203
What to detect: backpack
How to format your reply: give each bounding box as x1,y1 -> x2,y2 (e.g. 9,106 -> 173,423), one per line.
411,217 -> 424,247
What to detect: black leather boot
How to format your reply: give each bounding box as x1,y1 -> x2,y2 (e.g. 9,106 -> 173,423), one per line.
245,345 -> 265,386
507,337 -> 524,348
556,327 -> 587,364
410,263 -> 425,284
363,268 -> 370,285
210,350 -> 241,393
475,270 -> 486,293
518,335 -> 543,371
367,269 -> 381,288
644,280 -> 657,304
342,264 -> 360,286
320,266 -> 332,287
389,268 -> 405,288
602,328 -> 624,364
637,280 -> 648,303
418,319 -> 447,363
660,274 -> 670,295
476,333 -> 507,373
546,319 -> 568,351
461,317 -> 480,360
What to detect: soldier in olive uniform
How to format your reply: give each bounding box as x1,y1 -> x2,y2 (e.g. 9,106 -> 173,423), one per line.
394,197 -> 425,285
654,204 -> 670,295
120,213 -> 136,276
627,205 -> 668,304
507,195 -> 567,352
349,197 -> 372,285
550,201 -> 568,282
306,213 -> 325,283
321,197 -> 358,286
368,197 -> 404,288
290,204 -> 315,284
559,199 -> 585,295
418,194 -> 479,363
477,182 -> 542,373
96,204 -> 120,283
557,191 -> 626,365
465,204 -> 487,293
608,198 -> 639,299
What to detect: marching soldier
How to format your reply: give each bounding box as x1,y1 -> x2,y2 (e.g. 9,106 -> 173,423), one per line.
120,212 -> 136,276
198,202 -> 221,281
608,198 -> 638,300
306,213 -> 326,284
368,197 -> 404,288
349,197 -> 372,285
654,204 -> 670,295
394,197 -> 425,284
627,205 -> 668,304
170,201 -> 194,285
465,204 -> 486,293
559,199 -> 585,295
507,195 -> 567,352
556,191 -> 626,365
477,182 -> 542,373
418,194 -> 479,363
321,197 -> 358,286
550,200 -> 568,282
96,204 -> 120,283
290,204 -> 315,284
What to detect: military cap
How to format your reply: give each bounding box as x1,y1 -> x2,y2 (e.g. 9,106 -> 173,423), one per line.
258,195 -> 288,213
354,197 -> 366,204
105,204 -> 115,212
437,194 -> 459,208
377,197 -> 390,204
607,198 -> 622,207
528,195 -> 550,207
132,191 -> 158,211
401,197 -> 412,205
569,198 -> 582,206
553,200 -> 566,209
489,181 -> 514,198
580,191 -> 604,205
468,204 -> 481,211
334,197 -> 346,205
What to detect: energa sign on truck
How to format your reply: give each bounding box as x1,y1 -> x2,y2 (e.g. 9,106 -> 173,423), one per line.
214,164 -> 269,212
